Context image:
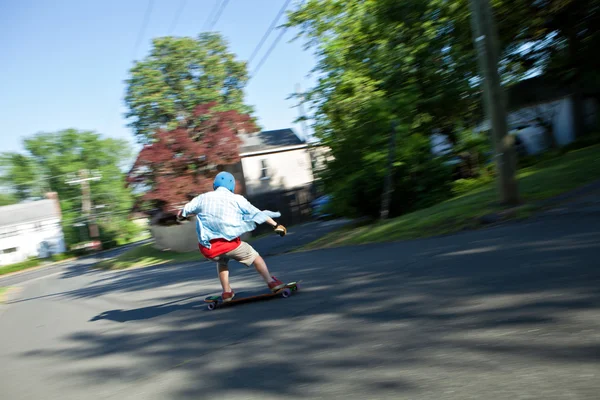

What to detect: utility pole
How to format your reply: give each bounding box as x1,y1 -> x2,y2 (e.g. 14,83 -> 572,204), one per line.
295,83 -> 310,142
296,82 -> 319,191
66,169 -> 102,247
380,121 -> 398,220
468,0 -> 519,205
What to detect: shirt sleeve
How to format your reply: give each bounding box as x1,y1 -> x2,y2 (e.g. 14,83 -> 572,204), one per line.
181,196 -> 202,217
235,195 -> 274,224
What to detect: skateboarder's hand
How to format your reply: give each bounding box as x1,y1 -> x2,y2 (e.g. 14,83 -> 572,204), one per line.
274,224 -> 287,237
176,209 -> 185,222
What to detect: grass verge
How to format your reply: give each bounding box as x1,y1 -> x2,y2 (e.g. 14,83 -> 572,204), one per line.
95,242 -> 202,270
300,144 -> 600,250
0,258 -> 44,276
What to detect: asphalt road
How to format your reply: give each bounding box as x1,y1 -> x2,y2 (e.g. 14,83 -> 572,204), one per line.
0,213 -> 599,399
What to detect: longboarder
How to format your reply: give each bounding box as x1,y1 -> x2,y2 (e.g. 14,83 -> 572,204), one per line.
177,171 -> 288,303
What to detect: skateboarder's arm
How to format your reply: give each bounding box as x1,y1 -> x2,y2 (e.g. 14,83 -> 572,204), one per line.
235,195 -> 278,227
179,196 -> 202,219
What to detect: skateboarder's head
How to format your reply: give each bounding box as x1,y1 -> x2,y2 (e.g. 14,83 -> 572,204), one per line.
213,171 -> 236,193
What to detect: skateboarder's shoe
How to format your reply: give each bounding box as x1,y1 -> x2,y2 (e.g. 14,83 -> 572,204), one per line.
268,276 -> 285,292
222,290 -> 235,302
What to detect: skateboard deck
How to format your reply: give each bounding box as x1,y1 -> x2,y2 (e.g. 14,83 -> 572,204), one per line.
204,281 -> 301,310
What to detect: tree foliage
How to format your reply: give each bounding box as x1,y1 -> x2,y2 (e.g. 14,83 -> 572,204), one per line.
127,102 -> 257,212
286,0 -> 599,218
124,33 -> 256,144
0,129 -> 138,247
286,0 -> 478,217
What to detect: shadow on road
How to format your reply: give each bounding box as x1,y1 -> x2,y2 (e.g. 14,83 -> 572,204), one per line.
12,218 -> 600,398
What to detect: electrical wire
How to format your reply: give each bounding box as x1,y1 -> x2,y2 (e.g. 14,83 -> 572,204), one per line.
250,25 -> 288,80
204,0 -> 230,32
132,0 -> 155,59
247,0 -> 293,65
168,0 -> 187,34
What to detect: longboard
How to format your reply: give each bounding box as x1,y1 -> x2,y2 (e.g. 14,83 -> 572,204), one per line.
204,281 -> 301,310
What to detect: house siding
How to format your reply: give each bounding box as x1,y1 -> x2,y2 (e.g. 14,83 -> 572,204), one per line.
241,148 -> 314,196
0,218 -> 66,265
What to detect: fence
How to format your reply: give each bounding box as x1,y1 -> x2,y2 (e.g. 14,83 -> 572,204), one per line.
246,184 -> 317,236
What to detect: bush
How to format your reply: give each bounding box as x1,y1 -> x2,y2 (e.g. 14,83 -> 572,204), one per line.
51,253 -> 73,262
451,175 -> 494,196
323,133 -> 454,219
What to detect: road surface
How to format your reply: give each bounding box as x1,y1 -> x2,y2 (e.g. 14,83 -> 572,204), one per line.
0,213 -> 599,399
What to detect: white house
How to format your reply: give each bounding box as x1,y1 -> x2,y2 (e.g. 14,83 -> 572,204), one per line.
234,128 -> 316,196
473,77 -> 599,156
0,193 -> 66,266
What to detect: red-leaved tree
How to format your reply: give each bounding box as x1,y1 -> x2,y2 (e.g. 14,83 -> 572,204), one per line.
128,102 -> 257,214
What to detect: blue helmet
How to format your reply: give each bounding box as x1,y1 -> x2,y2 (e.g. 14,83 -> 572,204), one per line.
213,171 -> 235,192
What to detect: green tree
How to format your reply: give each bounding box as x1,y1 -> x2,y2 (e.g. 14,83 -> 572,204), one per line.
1,129 -> 139,248
285,0 -> 475,217
124,32 -> 256,144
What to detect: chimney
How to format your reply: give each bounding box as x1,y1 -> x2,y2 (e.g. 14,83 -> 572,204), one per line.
45,192 -> 62,218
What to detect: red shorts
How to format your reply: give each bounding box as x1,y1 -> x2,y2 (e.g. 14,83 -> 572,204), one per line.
198,237 -> 241,259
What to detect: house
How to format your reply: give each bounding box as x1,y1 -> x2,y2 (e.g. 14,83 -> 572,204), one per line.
0,193 -> 66,266
230,128 -> 316,197
473,76 -> 599,155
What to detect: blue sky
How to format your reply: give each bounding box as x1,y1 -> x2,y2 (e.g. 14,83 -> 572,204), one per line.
0,0 -> 317,155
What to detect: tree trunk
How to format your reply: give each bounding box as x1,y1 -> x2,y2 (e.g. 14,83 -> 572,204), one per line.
469,0 -> 519,206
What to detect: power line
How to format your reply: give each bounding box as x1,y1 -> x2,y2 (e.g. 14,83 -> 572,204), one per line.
250,26 -> 287,80
204,0 -> 230,32
168,0 -> 187,34
202,1 -> 219,31
247,0 -> 293,65
132,0 -> 155,59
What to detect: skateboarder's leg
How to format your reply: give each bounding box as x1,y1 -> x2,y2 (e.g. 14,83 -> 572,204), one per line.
216,258 -> 235,301
252,255 -> 285,292
224,242 -> 286,292
217,263 -> 232,293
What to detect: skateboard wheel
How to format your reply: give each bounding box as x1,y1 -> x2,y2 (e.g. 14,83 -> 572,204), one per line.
294,283 -> 300,291
281,288 -> 292,298
207,302 -> 216,310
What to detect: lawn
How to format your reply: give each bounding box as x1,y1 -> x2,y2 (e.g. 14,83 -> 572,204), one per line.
0,258 -> 45,276
95,242 -> 203,270
300,144 -> 600,250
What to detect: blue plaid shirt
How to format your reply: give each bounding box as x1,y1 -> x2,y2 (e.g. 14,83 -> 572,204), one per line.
181,187 -> 281,248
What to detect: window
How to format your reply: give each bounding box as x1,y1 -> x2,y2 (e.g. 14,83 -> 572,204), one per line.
260,159 -> 270,180
2,247 -> 17,254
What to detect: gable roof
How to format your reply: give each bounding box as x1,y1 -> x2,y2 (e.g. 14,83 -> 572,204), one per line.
239,128 -> 305,154
0,199 -> 61,228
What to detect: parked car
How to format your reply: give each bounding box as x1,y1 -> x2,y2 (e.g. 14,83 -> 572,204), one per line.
311,195 -> 333,219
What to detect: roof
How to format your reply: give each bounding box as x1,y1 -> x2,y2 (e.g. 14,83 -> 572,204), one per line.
239,129 -> 305,154
0,199 -> 61,228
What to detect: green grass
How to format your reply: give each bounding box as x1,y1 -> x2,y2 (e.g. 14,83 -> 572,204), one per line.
0,258 -> 43,276
300,144 -> 600,250
95,242 -> 202,270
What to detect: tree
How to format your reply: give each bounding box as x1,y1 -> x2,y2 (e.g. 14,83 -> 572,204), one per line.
124,33 -> 257,144
0,129 -> 138,247
127,102 -> 257,213
284,0 -> 478,217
